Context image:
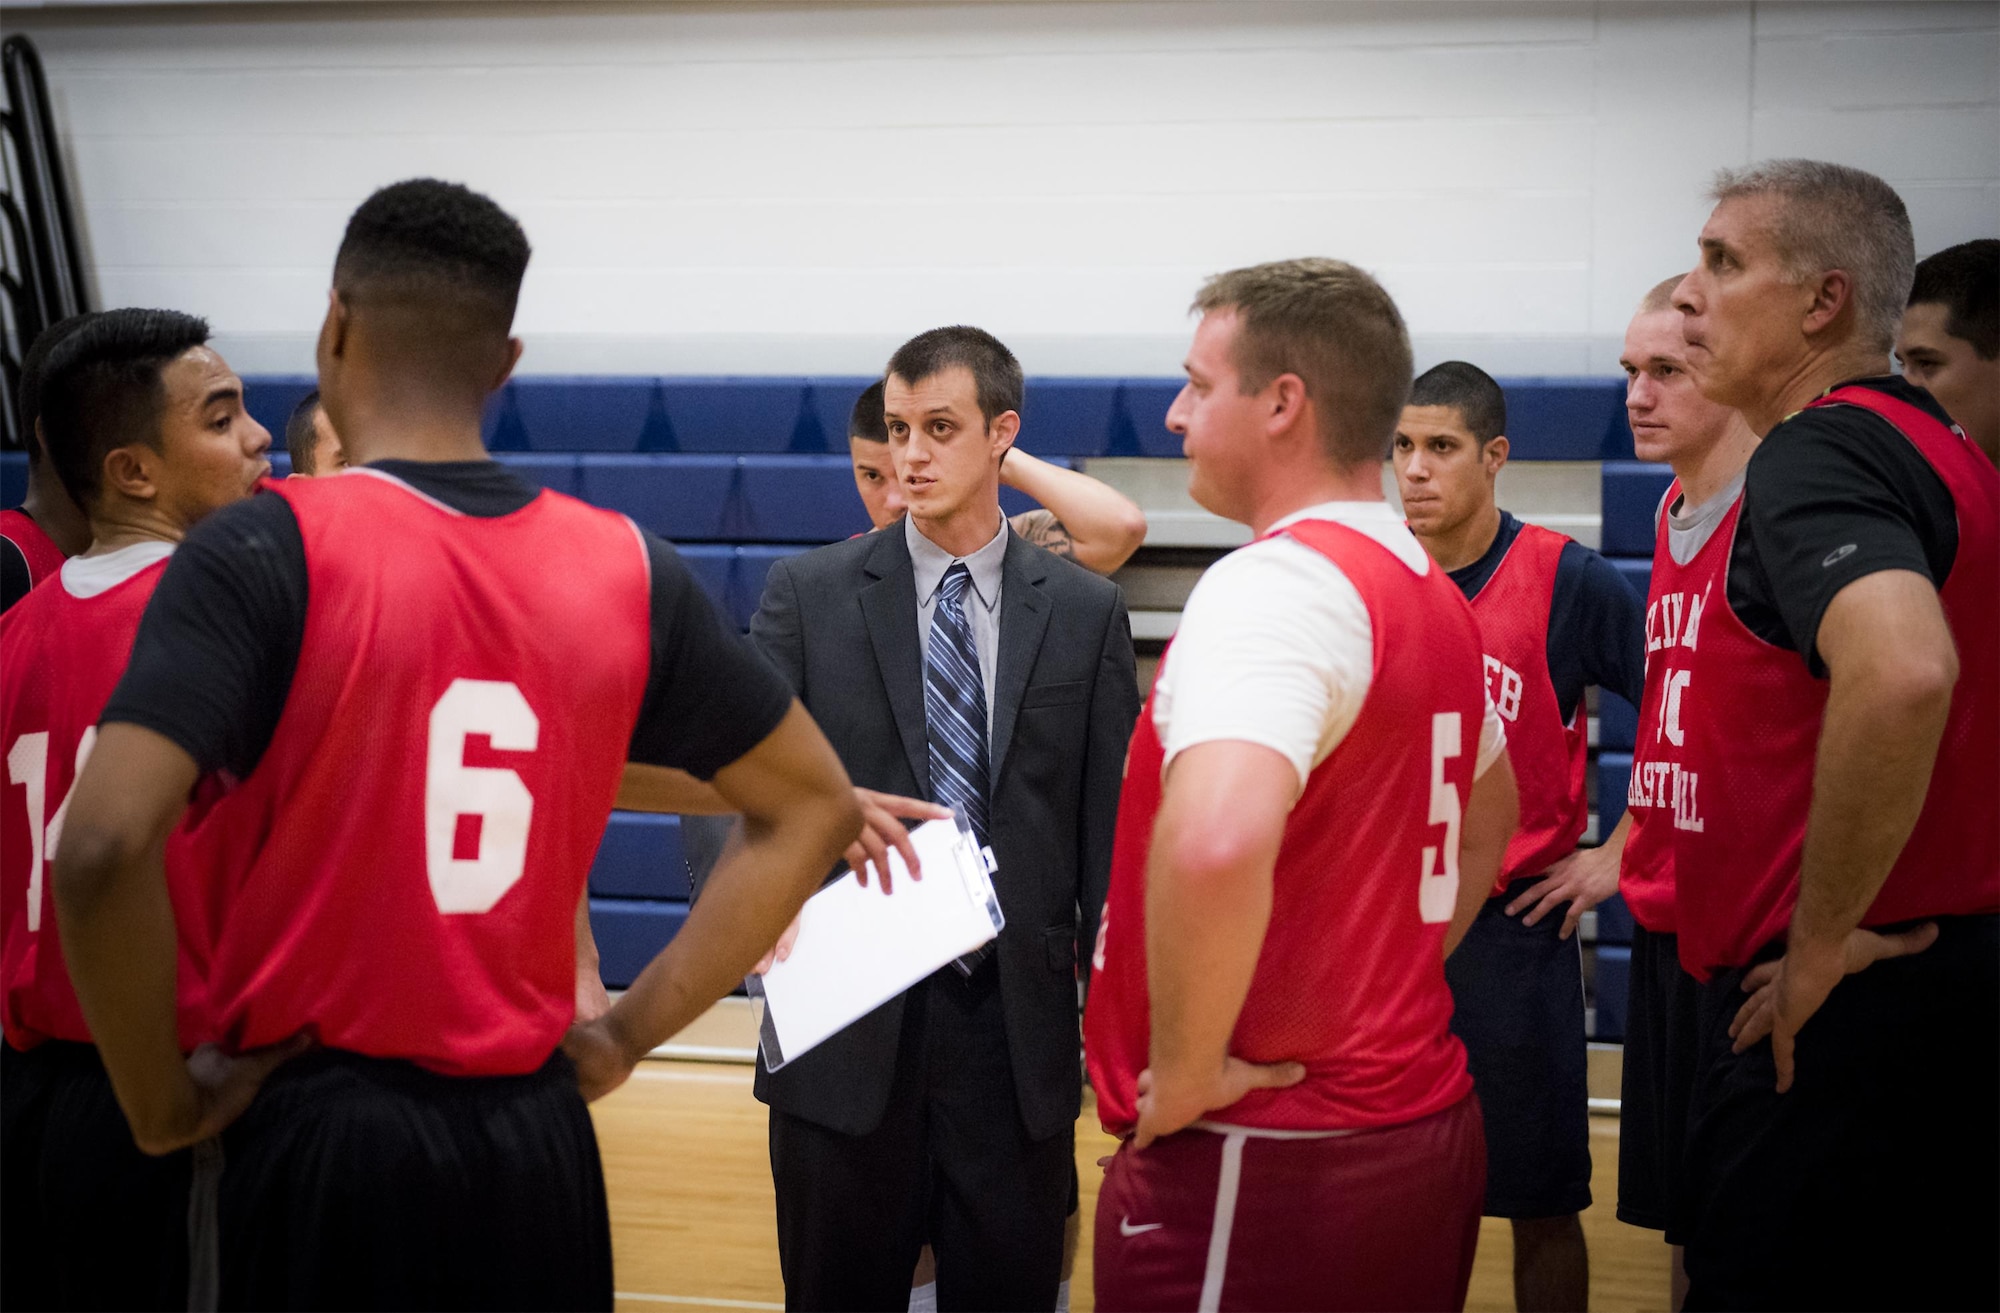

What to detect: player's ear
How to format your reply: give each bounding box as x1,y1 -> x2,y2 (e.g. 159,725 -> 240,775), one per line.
1484,434 -> 1510,474
101,443 -> 159,504
492,336 -> 525,393
989,409 -> 1019,462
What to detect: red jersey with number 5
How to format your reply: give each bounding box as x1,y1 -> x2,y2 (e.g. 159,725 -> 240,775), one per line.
1465,522 -> 1587,892
191,471 -> 653,1075
1674,387 -> 1999,978
1,550 -> 214,1051
1617,482 -> 1740,935
1084,518 -> 1483,1135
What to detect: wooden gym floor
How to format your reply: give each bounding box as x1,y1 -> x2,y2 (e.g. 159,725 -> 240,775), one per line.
592,1007 -> 1671,1312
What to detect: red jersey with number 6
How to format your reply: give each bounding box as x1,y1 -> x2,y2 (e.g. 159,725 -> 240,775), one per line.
1617,482 -> 1740,935
1084,518 -> 1483,1135
1465,522 -> 1587,892
191,471 -> 653,1075
1674,387 -> 1999,979
1,550 -> 214,1051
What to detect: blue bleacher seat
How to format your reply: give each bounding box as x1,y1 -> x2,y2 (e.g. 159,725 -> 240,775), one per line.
577,454 -> 738,539
1597,751 -> 1633,833
0,451 -> 23,505
807,378 -> 885,448
589,812 -> 690,900
661,379 -> 815,453
510,379 -> 655,453
1503,379 -> 1633,461
243,375 -> 317,444
1595,891 -> 1635,947
1019,378 -> 1119,457
1594,943 -> 1631,1041
588,898 -> 689,990
1610,556 -> 1652,602
1601,461 -> 1675,556
678,544 -> 735,616
1600,691 -> 1638,753
736,456 -> 866,542
1117,380 -> 1186,457
732,545 -> 812,628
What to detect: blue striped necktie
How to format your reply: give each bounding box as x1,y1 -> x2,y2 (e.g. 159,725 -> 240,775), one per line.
925,563 -> 992,975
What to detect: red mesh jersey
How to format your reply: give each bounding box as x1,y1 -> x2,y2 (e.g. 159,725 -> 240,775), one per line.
1618,481 -> 1741,935
1467,521 -> 1587,892
1,556 -> 215,1050
190,472 -> 653,1074
1085,518 -> 1483,1134
1674,387 -> 1999,979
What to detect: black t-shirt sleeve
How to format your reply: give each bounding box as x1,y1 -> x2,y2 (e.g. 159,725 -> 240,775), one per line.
1547,540 -> 1648,722
1729,402 -> 1958,675
625,532 -> 794,779
0,538 -> 31,614
101,492 -> 309,777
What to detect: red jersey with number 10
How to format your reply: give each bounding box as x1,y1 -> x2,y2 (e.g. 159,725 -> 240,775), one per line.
1,553 -> 214,1051
1674,387 -> 1999,979
1466,522 -> 1587,892
1084,518 -> 1483,1135
191,472 -> 653,1075
1617,482 -> 1741,934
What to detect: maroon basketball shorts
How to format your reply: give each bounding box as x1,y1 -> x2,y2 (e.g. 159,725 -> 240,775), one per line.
1093,1094 -> 1485,1313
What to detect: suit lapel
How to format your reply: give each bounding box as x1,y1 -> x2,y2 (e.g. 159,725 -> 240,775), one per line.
990,534 -> 1052,788
859,530 -> 932,795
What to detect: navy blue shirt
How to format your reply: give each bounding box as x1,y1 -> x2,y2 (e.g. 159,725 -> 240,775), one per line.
1447,511 -> 1647,723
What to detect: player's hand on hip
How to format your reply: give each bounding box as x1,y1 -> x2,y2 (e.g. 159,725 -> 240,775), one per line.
1728,922 -> 1938,1089
562,1015 -> 639,1103
178,1034 -> 313,1151
1132,1056 -> 1306,1151
1507,844 -> 1619,939
754,912 -> 803,975
846,789 -> 951,893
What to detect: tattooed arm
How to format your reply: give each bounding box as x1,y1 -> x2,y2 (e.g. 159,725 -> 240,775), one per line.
1001,448 -> 1148,575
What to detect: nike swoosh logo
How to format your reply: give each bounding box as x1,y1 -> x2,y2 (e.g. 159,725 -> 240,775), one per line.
1823,543 -> 1858,567
1120,1217 -> 1164,1237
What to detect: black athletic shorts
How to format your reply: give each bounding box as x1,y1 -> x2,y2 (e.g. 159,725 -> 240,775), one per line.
1682,914 -> 1999,1312
215,1046 -> 613,1312
1444,878 -> 1592,1219
1615,923 -> 1700,1242
0,1039 -> 197,1311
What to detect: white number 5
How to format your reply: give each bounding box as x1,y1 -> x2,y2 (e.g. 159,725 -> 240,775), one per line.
1419,712 -> 1463,924
426,679 -> 539,914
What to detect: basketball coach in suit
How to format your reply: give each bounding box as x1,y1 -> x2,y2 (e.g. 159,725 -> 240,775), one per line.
728,326 -> 1139,1312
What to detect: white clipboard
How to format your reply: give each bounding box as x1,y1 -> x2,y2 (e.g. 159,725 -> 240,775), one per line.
749,815 -> 1004,1071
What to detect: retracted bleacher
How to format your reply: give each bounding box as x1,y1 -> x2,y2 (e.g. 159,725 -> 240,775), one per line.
4,374 -> 1662,1006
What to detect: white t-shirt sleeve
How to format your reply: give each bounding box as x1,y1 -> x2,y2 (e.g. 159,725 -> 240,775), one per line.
1154,537 -> 1375,795
1476,693 -> 1507,779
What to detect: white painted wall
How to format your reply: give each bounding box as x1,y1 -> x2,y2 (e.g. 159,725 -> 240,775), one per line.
6,0 -> 1996,376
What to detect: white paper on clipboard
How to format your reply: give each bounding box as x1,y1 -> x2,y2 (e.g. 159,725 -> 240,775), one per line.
749,815 -> 1003,1071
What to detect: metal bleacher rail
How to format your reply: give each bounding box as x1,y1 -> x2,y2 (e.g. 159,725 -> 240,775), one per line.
0,373 -> 1665,1051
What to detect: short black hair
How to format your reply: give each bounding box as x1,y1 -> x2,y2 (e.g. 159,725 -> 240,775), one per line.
848,379 -> 888,443
884,326 -> 1023,426
286,389 -> 323,473
1408,360 -> 1506,445
1909,239 -> 1998,361
332,179 -> 530,394
16,313 -> 94,467
40,308 -> 211,512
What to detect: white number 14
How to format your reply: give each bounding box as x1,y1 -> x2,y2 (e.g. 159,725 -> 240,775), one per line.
6,726 -> 98,933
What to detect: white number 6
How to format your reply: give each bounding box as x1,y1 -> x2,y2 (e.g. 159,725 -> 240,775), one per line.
1419,712 -> 1463,924
426,679 -> 539,914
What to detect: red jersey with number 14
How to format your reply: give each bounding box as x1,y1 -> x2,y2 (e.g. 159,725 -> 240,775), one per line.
1674,387 -> 1999,978
1466,522 -> 1587,892
1617,482 -> 1740,934
1,550 -> 213,1051
1084,518 -> 1483,1135
191,472 -> 653,1075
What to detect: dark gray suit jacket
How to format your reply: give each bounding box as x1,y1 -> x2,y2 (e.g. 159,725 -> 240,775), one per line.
700,524 -> 1138,1143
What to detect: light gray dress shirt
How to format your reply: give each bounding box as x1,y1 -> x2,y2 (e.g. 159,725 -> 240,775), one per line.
906,512 -> 1007,744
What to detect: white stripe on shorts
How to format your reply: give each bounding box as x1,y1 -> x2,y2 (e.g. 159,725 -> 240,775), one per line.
1197,1131 -> 1248,1313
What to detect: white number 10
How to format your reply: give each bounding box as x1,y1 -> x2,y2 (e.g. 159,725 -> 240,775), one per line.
425,679 -> 539,914
1419,712 -> 1463,924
